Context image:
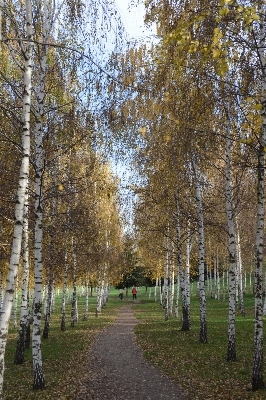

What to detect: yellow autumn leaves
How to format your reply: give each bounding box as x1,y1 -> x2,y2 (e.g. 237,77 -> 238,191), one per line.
238,96 -> 264,145
217,3 -> 260,25
137,125 -> 171,146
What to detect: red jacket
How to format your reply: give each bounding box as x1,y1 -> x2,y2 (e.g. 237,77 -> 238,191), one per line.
132,288 -> 137,294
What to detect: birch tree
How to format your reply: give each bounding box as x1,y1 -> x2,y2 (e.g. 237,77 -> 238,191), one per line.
14,184 -> 30,364
0,0 -> 33,396
175,191 -> 189,330
193,160 -> 207,344
252,1 -> 266,389
224,92 -> 236,361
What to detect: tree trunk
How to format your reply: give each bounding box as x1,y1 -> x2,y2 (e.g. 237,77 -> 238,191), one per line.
175,191 -> 189,329
235,221 -> 245,316
222,270 -> 225,303
154,278 -> 158,303
32,198 -> 45,389
263,273 -> 266,317
216,250 -> 220,301
71,243 -> 78,327
0,1 -> 32,396
61,209 -> 69,332
214,253 -> 217,299
43,166 -> 56,338
168,250 -> 174,317
251,3 -> 266,390
185,223 -> 191,325
25,292 -> 31,349
14,190 -> 30,364
252,144 -> 265,390
209,266 -> 212,299
0,272 -> 3,311
164,233 -> 169,322
252,134 -> 266,389
174,272 -> 180,319
193,161 -> 207,343
83,277 -> 89,320
32,0 -> 51,387
42,278 -> 53,339
225,101 -> 236,362
13,277 -> 18,329
95,269 -> 102,317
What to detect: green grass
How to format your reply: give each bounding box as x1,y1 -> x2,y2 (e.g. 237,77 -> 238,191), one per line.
3,285 -> 266,399
3,288 -> 124,399
133,286 -> 266,400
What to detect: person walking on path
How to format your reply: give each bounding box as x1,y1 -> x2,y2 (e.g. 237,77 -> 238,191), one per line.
132,286 -> 137,300
119,288 -> 124,300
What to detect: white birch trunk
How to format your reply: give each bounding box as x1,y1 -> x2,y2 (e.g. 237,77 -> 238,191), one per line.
175,191 -> 189,329
206,261 -> 210,297
0,1 -> 32,396
174,271 -> 180,319
154,278 -> 158,302
32,192 -> 45,389
13,277 -> 18,329
235,221 -> 245,316
43,278 -> 53,338
263,273 -> 266,316
51,287 -> 55,313
216,251 -> 220,301
102,285 -> 107,307
253,138 -> 266,389
164,234 -> 169,322
32,0 -> 51,387
42,286 -> 46,304
235,256 -> 239,309
83,277 -> 89,320
61,249 -> 68,331
214,255 -> 217,299
225,96 -> 236,361
43,291 -> 47,318
209,266 -> 212,298
168,253 -> 174,317
252,4 -> 266,388
43,164 -> 57,337
222,270 -> 225,302
14,188 -> 30,364
0,0 -> 3,50
185,223 -> 191,324
193,161 -> 207,343
61,207 -> 70,331
95,270 -> 102,317
0,272 -> 3,311
25,291 -> 31,349
100,278 -> 105,310
159,279 -> 163,305
71,244 -> 78,327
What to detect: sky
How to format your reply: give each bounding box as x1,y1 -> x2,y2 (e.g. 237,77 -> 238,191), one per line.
112,1 -> 156,232
114,0 -> 155,39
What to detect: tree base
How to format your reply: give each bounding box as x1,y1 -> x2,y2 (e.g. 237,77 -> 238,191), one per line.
33,364 -> 45,390
252,377 -> 265,392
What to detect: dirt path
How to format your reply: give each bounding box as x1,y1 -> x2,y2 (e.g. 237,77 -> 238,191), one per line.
76,305 -> 188,399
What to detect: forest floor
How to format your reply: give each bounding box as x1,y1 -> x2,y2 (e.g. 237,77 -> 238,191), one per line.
75,302 -> 188,400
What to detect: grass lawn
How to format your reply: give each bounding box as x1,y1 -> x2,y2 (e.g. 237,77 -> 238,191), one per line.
3,288 -> 124,399
133,286 -> 266,400
3,284 -> 266,399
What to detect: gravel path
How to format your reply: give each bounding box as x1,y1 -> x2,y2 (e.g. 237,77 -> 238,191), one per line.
76,305 -> 188,399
